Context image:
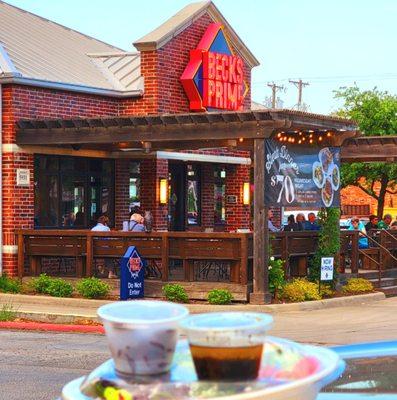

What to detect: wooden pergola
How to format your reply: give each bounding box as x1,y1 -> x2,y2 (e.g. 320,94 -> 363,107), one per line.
16,109 -> 358,304
341,136 -> 397,163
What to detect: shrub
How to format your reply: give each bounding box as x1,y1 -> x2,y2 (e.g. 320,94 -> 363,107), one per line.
269,257 -> 286,298
31,273 -> 53,294
207,289 -> 233,305
282,278 -> 321,302
342,278 -> 374,294
0,275 -> 21,293
319,284 -> 335,298
0,303 -> 17,322
76,277 -> 110,299
45,278 -> 74,297
162,284 -> 189,303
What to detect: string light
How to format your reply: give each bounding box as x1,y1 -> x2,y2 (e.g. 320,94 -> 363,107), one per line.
319,136 -> 323,142
309,139 -> 313,144
327,132 -> 332,137
277,132 -> 282,138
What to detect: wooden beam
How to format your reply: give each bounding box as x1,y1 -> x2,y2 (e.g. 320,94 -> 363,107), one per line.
16,120 -> 276,145
249,139 -> 271,304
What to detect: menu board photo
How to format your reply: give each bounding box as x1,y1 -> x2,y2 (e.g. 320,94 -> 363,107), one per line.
264,139 -> 340,208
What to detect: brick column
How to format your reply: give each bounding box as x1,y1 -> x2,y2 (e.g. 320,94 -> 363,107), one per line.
201,163 -> 214,230
2,151 -> 34,276
115,159 -> 130,230
225,164 -> 251,232
140,158 -> 168,231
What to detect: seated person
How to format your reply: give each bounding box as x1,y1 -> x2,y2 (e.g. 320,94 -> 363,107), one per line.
304,212 -> 320,231
268,209 -> 281,232
348,216 -> 369,249
91,215 -> 110,232
91,215 -> 116,278
284,214 -> 302,231
365,214 -> 379,232
378,214 -> 392,229
129,213 -> 145,232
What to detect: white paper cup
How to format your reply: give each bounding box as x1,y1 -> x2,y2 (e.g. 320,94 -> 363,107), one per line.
97,300 -> 189,376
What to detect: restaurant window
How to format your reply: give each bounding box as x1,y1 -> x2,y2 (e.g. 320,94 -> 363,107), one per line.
34,155 -> 114,228
129,161 -> 140,211
187,164 -> 201,225
214,166 -> 226,225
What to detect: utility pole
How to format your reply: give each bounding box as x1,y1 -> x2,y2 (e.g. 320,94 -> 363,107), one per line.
267,82 -> 284,108
289,79 -> 309,110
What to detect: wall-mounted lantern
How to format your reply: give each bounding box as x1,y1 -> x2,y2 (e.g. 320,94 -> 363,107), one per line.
159,178 -> 168,205
243,182 -> 250,205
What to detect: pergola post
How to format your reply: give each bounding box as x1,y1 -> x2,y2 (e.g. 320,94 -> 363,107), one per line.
250,138 -> 272,304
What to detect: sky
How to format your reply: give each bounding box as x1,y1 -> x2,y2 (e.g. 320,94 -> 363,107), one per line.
5,0 -> 397,114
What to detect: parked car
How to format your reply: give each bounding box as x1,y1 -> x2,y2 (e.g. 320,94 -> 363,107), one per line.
319,340 -> 397,399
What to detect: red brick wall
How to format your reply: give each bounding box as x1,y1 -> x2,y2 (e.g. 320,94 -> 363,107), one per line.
201,163 -> 215,229
225,164 -> 250,231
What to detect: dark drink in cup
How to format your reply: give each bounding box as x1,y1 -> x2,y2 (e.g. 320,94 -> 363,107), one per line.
180,312 -> 273,381
190,343 -> 263,380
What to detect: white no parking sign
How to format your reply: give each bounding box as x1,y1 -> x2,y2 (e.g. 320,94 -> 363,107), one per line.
321,257 -> 334,281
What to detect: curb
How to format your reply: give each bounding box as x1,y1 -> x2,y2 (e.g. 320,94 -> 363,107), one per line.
0,321 -> 104,334
0,292 -> 386,328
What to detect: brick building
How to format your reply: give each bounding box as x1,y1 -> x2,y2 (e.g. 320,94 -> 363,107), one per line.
0,1 -> 260,276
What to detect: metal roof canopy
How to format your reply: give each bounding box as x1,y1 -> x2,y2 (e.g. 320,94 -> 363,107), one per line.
15,108 -> 358,305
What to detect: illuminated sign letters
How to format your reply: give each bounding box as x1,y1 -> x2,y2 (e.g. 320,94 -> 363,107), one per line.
181,23 -> 248,111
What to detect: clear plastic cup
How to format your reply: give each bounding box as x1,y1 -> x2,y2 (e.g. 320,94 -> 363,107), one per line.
97,300 -> 189,376
180,312 -> 273,381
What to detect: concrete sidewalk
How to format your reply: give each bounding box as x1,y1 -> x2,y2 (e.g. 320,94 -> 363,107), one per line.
0,292 -> 386,324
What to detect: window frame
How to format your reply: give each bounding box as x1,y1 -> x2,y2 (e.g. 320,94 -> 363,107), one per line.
34,154 -> 115,229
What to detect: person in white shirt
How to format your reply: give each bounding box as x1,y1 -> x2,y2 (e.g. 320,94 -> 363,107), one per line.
91,215 -> 116,278
91,215 -> 110,232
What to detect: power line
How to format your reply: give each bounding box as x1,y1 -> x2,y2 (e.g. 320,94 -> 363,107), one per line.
251,73 -> 397,86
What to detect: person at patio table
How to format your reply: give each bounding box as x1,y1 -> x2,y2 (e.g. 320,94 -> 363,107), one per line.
304,212 -> 320,231
129,213 -> 145,232
390,217 -> 397,230
378,214 -> 392,229
348,216 -> 369,249
268,209 -> 281,232
284,214 -> 303,231
365,214 -> 379,232
91,215 -> 117,278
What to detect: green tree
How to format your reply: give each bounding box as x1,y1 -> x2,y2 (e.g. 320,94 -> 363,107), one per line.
335,87 -> 397,218
309,207 -> 340,282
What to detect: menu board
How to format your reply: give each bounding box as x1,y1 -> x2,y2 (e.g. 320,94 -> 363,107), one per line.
264,139 -> 340,208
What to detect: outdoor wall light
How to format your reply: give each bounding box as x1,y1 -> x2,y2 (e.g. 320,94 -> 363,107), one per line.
243,182 -> 250,205
159,178 -> 168,204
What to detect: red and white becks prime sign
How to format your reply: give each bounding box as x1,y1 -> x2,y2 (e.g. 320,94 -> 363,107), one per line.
181,23 -> 248,111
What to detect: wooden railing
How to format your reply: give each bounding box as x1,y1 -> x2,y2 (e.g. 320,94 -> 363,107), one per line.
16,229 -> 397,284
16,230 -> 251,284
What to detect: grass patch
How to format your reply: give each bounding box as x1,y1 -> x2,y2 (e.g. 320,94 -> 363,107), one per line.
0,303 -> 18,321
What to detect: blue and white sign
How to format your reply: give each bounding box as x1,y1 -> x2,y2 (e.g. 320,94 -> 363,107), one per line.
120,246 -> 146,300
320,257 -> 334,281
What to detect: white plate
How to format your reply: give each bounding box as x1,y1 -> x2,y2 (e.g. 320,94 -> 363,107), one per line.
321,178 -> 334,207
312,161 -> 325,189
61,337 -> 343,400
330,165 -> 340,191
